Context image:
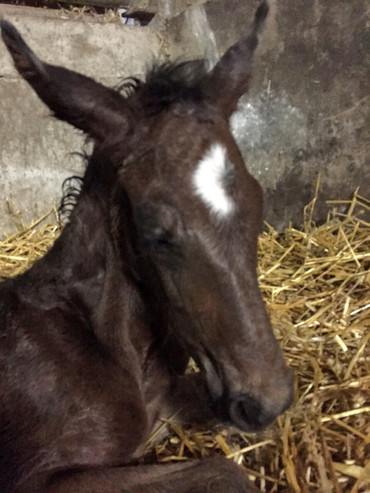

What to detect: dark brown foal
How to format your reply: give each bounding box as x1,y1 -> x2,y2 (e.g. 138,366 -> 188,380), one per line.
0,2 -> 293,492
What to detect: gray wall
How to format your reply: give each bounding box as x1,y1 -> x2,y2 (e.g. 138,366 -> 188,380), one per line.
166,0 -> 369,229
0,5 -> 162,233
1,1 -> 369,234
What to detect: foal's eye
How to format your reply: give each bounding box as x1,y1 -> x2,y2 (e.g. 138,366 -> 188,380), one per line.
146,231 -> 175,252
142,231 -> 183,265
134,200 -> 184,259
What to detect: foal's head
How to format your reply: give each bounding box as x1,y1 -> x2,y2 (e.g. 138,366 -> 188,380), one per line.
1,1 -> 293,431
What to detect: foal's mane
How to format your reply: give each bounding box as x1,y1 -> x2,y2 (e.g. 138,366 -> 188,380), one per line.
133,60 -> 207,112
59,174 -> 85,220
59,60 -> 207,219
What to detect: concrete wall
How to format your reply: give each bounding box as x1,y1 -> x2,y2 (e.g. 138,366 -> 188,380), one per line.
165,0 -> 369,229
1,1 -> 369,234
0,5 -> 162,234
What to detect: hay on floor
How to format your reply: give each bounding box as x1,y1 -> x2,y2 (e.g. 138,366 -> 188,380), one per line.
0,209 -> 62,280
0,191 -> 369,492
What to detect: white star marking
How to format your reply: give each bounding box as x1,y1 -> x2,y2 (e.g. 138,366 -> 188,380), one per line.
192,143 -> 235,218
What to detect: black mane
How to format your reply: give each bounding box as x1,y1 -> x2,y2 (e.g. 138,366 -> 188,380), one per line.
59,175 -> 84,221
118,60 -> 207,113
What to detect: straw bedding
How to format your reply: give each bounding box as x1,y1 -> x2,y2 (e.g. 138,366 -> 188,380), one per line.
0,191 -> 369,492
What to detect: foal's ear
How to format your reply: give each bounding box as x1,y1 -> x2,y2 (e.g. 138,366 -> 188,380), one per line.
1,21 -> 130,141
203,0 -> 269,118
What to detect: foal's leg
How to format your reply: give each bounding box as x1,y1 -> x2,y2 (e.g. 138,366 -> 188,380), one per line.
46,458 -> 260,493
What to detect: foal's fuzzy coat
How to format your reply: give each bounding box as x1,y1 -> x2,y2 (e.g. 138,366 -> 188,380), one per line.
0,3 -> 293,492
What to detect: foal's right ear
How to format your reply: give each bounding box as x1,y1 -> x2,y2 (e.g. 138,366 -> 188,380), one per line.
1,20 -> 130,141
202,1 -> 269,118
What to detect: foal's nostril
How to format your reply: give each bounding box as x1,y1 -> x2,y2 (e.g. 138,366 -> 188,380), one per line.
229,395 -> 274,431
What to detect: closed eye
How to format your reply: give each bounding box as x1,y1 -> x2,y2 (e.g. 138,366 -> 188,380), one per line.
140,232 -> 182,261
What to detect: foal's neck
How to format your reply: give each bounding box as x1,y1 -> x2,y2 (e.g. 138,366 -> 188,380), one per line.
64,167 -> 160,366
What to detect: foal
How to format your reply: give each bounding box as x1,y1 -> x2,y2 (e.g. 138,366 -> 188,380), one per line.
0,2 -> 293,492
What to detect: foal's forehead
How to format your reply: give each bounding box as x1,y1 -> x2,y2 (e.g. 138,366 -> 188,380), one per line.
151,110 -> 248,217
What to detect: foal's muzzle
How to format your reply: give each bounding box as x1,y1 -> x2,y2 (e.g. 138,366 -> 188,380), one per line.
199,347 -> 294,431
219,390 -> 292,432
229,393 -> 291,431
211,372 -> 294,432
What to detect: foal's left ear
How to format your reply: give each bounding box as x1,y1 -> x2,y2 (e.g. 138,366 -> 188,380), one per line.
202,0 -> 269,118
1,20 -> 131,141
